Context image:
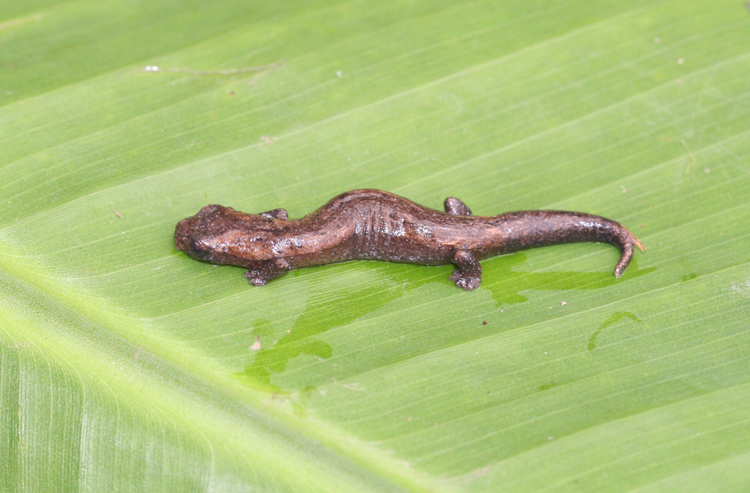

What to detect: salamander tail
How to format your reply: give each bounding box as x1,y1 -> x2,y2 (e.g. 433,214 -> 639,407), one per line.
488,210 -> 645,278
614,232 -> 645,278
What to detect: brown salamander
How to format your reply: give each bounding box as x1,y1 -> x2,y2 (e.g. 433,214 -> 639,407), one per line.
174,189 -> 645,290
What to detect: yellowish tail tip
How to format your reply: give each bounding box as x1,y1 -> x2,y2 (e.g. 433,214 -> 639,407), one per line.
634,236 -> 646,252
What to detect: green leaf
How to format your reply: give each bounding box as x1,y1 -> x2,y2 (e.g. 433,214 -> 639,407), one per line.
2,0 -> 750,491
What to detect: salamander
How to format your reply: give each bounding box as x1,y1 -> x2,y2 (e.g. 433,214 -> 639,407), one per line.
174,189 -> 645,290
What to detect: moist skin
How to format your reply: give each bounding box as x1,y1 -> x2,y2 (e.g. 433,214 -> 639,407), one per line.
174,189 -> 645,290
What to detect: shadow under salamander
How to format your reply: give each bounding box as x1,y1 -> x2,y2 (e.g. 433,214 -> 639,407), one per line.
239,252 -> 655,393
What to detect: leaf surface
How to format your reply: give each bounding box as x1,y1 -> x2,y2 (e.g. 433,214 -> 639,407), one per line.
2,0 -> 750,491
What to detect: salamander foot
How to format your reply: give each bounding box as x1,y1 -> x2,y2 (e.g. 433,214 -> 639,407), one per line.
450,250 -> 482,290
244,259 -> 290,286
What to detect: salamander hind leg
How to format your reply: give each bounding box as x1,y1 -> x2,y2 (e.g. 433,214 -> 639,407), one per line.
444,197 -> 472,216
449,250 -> 482,290
244,259 -> 290,286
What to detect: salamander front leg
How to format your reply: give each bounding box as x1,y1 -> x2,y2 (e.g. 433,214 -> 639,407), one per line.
244,258 -> 290,286
444,197 -> 472,216
449,250 -> 482,290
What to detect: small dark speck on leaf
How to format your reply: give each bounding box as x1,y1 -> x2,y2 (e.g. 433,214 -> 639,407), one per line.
250,336 -> 261,351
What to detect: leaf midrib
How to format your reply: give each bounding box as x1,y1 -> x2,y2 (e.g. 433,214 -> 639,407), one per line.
0,239 -> 445,493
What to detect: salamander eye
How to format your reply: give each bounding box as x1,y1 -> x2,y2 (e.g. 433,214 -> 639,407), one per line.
199,204 -> 222,215
190,238 -> 207,255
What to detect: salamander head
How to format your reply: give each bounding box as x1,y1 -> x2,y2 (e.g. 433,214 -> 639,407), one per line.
174,204 -> 279,265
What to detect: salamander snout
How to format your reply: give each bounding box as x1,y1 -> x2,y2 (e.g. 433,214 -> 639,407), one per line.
174,205 -> 229,255
173,218 -> 197,255
174,222 -> 213,260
